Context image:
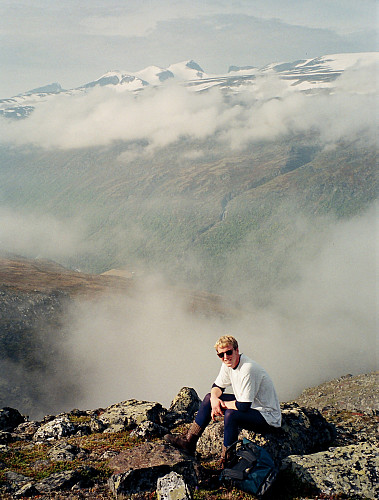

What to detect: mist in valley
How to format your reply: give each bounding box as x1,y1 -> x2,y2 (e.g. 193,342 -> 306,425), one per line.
0,61 -> 377,418
60,202 -> 377,412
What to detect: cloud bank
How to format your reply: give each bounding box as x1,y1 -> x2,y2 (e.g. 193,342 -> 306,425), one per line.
0,61 -> 377,152
0,207 -> 86,260
61,203 -> 378,411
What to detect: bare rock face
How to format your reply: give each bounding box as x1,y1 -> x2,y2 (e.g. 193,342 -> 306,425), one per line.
99,399 -> 166,433
282,442 -> 379,499
107,441 -> 198,498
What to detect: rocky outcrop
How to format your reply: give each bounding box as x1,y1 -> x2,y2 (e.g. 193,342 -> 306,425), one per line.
295,372 -> 378,413
282,442 -> 379,499
197,402 -> 337,463
98,399 -> 166,433
0,373 -> 377,499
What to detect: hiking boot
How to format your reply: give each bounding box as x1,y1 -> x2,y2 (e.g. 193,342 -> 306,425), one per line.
218,444 -> 227,469
164,421 -> 203,455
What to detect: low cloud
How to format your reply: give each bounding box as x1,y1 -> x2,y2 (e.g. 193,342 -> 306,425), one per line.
61,203 -> 378,410
0,61 -> 377,151
0,207 -> 86,261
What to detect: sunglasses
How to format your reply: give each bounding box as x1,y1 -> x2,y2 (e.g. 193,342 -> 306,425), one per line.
217,349 -> 234,358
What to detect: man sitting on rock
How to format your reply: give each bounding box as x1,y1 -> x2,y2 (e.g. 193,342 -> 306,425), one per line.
164,335 -> 281,465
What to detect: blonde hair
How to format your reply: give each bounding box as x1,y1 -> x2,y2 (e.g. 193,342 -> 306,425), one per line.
214,335 -> 238,351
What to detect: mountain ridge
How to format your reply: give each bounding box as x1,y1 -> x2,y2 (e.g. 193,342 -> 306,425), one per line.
0,52 -> 377,116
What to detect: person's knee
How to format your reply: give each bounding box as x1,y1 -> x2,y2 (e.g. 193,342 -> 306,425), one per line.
223,409 -> 238,427
198,393 -> 212,412
203,393 -> 211,405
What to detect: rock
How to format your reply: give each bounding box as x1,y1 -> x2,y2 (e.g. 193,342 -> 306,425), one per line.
0,407 -> 25,431
3,471 -> 32,491
282,442 -> 379,499
89,417 -> 106,433
294,372 -> 379,413
0,431 -> 15,445
321,408 -> 378,447
130,420 -> 169,439
108,441 -> 198,498
165,387 -> 201,426
34,466 -> 96,493
156,471 -> 191,500
197,403 -> 336,463
33,415 -> 76,442
14,482 -> 40,498
47,440 -> 87,461
99,399 -> 166,433
196,420 -> 225,458
13,421 -> 40,440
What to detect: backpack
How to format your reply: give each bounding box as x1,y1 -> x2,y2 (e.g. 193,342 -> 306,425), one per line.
220,438 -> 278,497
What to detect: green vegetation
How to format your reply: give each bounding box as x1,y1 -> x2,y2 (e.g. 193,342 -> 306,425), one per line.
0,429 -> 143,486
0,134 -> 376,290
0,442 -> 76,482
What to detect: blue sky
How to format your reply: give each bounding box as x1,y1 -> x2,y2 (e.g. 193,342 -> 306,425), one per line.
0,0 -> 377,97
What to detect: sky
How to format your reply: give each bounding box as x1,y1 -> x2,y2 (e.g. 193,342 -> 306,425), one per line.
0,0 -> 377,98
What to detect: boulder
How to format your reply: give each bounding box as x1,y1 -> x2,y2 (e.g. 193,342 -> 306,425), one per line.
33,416 -> 76,442
0,407 -> 25,432
165,387 -> 201,426
14,482 -> 40,498
107,441 -> 198,498
0,431 -> 14,445
197,403 -> 336,462
13,421 -> 41,441
3,471 -> 32,493
130,420 -> 169,439
99,400 -> 166,433
282,442 -> 379,499
47,440 -> 87,462
156,471 -> 191,500
196,420 -> 225,458
34,466 -> 96,493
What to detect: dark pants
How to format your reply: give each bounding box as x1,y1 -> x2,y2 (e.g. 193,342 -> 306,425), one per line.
195,392 -> 271,447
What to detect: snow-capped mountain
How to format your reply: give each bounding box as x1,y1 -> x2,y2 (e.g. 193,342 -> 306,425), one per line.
81,60 -> 206,90
0,53 -> 377,119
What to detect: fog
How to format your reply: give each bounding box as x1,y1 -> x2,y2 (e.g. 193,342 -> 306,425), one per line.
0,60 -> 377,151
0,207 -> 86,260
60,203 -> 378,411
0,57 -> 377,417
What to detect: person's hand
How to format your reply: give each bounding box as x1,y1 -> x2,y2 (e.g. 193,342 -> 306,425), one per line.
210,397 -> 224,421
220,400 -> 237,411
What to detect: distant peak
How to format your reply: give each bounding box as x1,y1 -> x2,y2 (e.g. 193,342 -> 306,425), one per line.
25,82 -> 63,95
228,65 -> 256,73
185,60 -> 205,73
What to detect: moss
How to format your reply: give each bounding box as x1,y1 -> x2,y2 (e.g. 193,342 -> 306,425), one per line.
68,415 -> 92,424
68,429 -> 143,454
0,442 -> 71,481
